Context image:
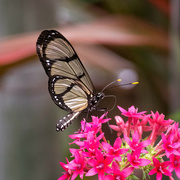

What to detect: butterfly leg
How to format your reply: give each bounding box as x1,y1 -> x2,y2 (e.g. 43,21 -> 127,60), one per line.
80,110 -> 90,132
97,108 -> 112,133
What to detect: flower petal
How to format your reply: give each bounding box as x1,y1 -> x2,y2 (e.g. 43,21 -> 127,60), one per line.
121,167 -> 134,177
104,175 -> 113,180
175,166 -> 180,178
163,169 -> 172,176
149,168 -> 157,175
86,168 -> 97,176
156,172 -> 162,180
113,137 -> 121,149
71,171 -> 78,180
139,159 -> 151,166
102,142 -> 111,152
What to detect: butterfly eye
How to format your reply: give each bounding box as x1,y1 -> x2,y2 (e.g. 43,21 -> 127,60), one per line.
97,92 -> 105,99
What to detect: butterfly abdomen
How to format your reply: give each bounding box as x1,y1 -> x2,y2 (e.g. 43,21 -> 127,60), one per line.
56,111 -> 81,131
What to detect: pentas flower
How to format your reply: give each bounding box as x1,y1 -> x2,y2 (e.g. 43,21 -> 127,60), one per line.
110,116 -> 128,136
102,137 -> 128,161
124,131 -> 151,153
58,159 -> 71,180
117,106 -> 146,136
169,154 -> 180,178
127,148 -> 151,168
86,150 -> 113,180
148,112 -> 174,144
162,133 -> 180,158
83,132 -> 103,157
68,121 -> 92,141
104,161 -> 134,180
149,157 -> 171,180
65,151 -> 87,180
58,106 -> 180,180
118,105 -> 145,119
91,113 -> 111,127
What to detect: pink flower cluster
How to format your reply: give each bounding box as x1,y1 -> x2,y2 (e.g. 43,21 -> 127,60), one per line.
58,106 -> 180,180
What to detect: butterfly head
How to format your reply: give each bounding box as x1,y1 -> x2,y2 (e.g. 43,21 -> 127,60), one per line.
88,92 -> 105,111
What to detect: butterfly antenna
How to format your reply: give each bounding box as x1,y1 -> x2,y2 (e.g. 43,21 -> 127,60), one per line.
106,81 -> 139,90
102,79 -> 122,92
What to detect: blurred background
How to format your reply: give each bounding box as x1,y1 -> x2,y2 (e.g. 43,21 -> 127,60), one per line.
0,0 -> 180,180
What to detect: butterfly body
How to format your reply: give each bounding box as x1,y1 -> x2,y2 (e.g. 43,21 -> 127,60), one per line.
56,92 -> 105,131
36,30 -> 105,131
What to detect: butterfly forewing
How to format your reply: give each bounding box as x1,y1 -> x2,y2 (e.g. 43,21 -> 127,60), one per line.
36,30 -> 96,131
37,30 -> 95,94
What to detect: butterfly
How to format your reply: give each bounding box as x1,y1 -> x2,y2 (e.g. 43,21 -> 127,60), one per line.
36,30 -> 107,131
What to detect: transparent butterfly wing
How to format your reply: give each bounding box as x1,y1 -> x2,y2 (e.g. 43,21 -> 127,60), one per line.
36,30 -> 95,113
